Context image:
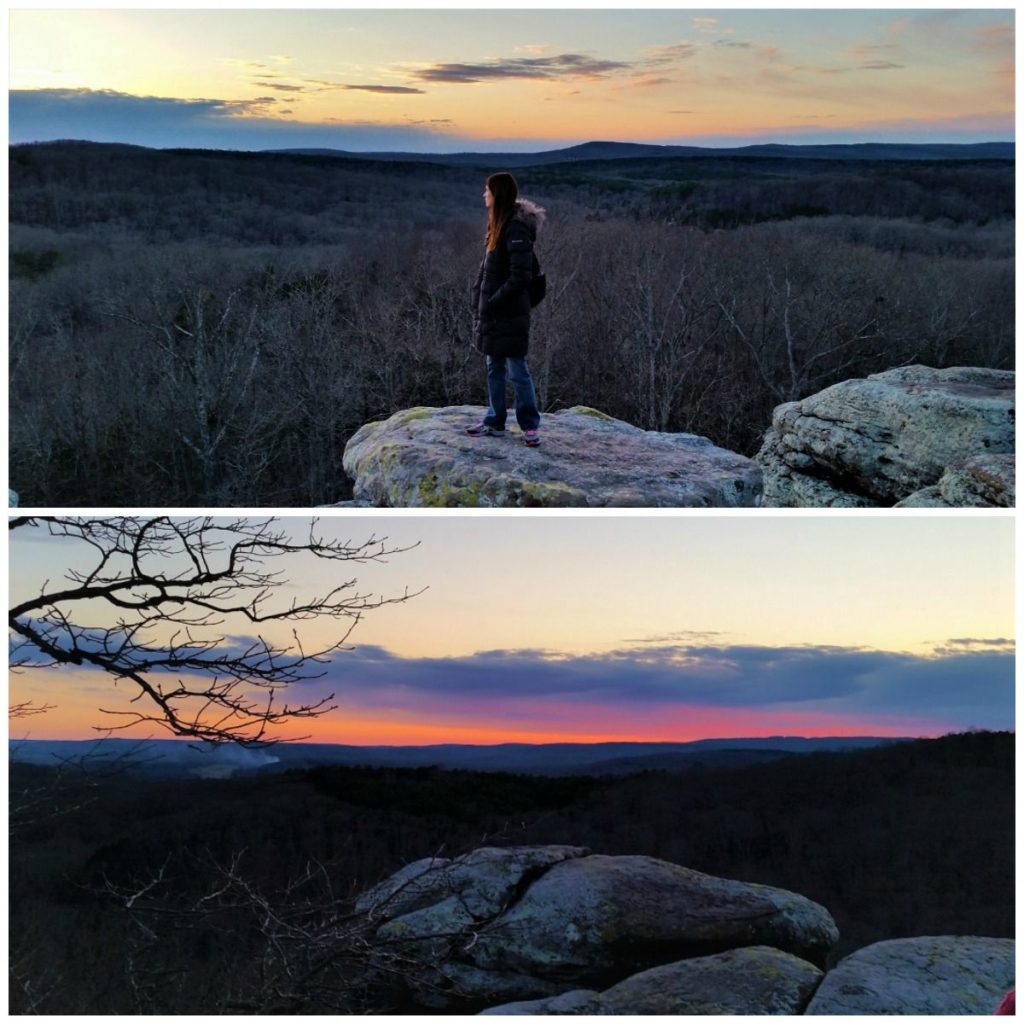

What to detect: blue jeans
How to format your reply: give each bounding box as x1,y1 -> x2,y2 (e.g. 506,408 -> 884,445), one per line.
483,355 -> 540,431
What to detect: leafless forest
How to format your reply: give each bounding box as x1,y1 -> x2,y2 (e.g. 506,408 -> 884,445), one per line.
9,142 -> 1014,506
9,732 -> 1013,1013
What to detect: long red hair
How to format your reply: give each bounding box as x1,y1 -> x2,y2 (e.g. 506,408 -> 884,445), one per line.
485,172 -> 519,252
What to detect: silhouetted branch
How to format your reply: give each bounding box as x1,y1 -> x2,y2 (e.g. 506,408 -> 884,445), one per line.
9,516 -> 423,744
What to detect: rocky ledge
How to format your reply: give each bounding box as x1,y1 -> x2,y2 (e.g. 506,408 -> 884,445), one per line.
340,405 -> 761,507
756,365 -> 1015,507
337,366 -> 1013,509
354,845 -> 1014,1015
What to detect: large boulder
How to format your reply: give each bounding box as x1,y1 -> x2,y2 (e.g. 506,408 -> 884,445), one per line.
358,846 -> 837,1009
806,935 -> 1015,1015
481,945 -> 824,1015
757,366 -> 1015,507
341,405 -> 762,507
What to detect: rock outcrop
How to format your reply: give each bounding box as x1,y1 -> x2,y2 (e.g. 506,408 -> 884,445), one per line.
482,946 -> 823,1015
356,845 -> 837,1009
806,936 -> 1016,1015
341,405 -> 762,507
756,366 -> 1015,507
354,845 -> 1014,1015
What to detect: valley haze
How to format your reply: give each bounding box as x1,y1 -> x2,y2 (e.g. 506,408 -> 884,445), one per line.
11,735 -> 918,778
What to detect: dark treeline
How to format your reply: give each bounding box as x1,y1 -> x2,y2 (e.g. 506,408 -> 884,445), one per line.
9,142 -> 1014,505
9,731 -> 1013,1013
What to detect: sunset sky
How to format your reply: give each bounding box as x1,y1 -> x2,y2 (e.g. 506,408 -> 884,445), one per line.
8,7 -> 1014,151
8,515 -> 1015,745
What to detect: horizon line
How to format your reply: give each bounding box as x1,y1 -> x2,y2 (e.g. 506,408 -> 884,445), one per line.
8,137 -> 1016,157
14,730 -> 1008,750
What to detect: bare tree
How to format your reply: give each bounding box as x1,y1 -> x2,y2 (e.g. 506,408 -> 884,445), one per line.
9,516 -> 422,745
99,270 -> 288,502
717,239 -> 893,404
93,834 -> 525,1013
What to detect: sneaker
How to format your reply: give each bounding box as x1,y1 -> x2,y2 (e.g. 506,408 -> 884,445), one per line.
466,422 -> 506,437
523,429 -> 541,447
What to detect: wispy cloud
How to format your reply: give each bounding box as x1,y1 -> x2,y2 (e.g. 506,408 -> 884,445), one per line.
408,53 -> 632,84
404,117 -> 455,128
858,61 -> 905,71
929,637 -> 1015,656
625,74 -> 679,90
253,81 -> 307,93
342,84 -> 426,95
644,42 -> 700,66
624,630 -> 726,645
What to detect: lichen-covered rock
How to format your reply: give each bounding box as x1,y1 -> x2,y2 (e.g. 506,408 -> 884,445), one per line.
341,405 -> 761,507
806,935 -> 1015,1015
896,454 -> 1015,508
481,945 -> 823,1015
757,366 -> 1015,507
361,847 -> 837,1009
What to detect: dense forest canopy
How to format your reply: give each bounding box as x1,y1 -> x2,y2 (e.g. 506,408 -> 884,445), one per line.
8,142 -> 1014,506
9,730 -> 1013,1013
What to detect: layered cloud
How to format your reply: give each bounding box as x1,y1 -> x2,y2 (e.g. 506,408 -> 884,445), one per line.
299,641 -> 1015,733
8,87 -> 474,151
14,636 -> 1013,743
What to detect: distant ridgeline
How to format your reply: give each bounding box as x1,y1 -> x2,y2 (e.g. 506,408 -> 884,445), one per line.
9,733 -> 915,778
266,138 -> 1015,166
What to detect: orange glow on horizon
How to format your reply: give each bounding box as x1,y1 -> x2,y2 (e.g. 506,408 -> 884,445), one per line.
10,675 -> 950,748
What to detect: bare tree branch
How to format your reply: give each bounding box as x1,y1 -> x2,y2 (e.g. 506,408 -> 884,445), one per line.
9,516 -> 424,745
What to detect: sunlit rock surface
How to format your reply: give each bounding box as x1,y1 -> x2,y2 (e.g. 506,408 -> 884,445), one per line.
806,935 -> 1016,1015
757,366 -> 1015,507
340,405 -> 762,507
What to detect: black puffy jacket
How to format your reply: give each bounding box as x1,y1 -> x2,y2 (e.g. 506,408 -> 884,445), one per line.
472,198 -> 546,358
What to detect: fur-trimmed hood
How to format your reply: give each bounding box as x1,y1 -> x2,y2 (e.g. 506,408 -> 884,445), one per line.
513,197 -> 546,235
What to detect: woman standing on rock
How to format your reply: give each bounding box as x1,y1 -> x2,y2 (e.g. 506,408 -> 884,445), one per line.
467,171 -> 545,447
